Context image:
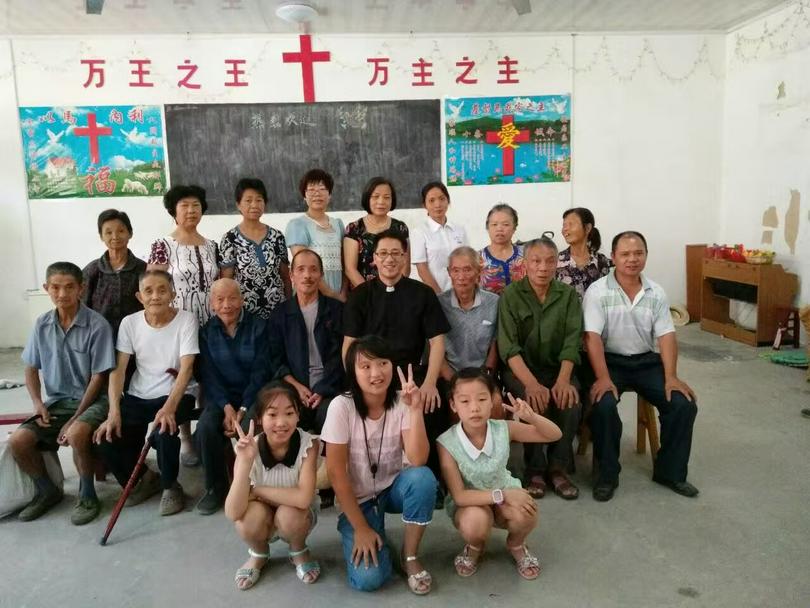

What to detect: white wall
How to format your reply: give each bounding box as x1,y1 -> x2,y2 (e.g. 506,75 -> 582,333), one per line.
0,32 -> 726,346
720,2 -> 810,305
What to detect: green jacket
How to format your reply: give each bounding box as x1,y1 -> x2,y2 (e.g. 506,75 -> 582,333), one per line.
497,277 -> 582,373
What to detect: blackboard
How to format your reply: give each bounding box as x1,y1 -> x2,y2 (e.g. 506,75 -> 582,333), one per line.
165,100 -> 441,215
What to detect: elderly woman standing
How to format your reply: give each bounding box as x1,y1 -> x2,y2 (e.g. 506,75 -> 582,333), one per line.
148,185 -> 220,326
148,185 -> 219,466
479,203 -> 526,296
82,209 -> 146,337
343,176 -> 410,288
220,178 -> 291,318
285,169 -> 346,301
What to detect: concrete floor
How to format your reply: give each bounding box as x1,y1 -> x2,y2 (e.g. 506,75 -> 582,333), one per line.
0,324 -> 808,608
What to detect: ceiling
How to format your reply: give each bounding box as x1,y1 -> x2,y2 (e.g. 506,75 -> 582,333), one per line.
0,0 -> 792,36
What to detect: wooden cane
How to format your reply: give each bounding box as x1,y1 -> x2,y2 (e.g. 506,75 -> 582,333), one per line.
99,438 -> 151,546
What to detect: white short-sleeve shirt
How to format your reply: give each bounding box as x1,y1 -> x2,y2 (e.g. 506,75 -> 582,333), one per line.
117,309 -> 200,399
410,217 -> 468,292
320,394 -> 412,504
582,270 -> 675,356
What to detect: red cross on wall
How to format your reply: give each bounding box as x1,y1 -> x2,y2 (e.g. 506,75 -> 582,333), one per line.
485,115 -> 529,176
73,112 -> 112,166
282,34 -> 331,104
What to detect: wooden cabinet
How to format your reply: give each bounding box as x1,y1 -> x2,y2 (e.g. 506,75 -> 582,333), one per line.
700,259 -> 798,346
685,244 -> 706,321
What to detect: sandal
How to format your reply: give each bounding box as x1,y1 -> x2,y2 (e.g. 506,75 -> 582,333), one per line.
403,555 -> 432,595
525,475 -> 547,499
288,547 -> 320,584
453,544 -> 482,577
234,546 -> 270,591
507,544 -> 542,581
548,470 -> 579,500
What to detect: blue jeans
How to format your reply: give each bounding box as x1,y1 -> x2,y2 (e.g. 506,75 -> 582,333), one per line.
337,466 -> 437,591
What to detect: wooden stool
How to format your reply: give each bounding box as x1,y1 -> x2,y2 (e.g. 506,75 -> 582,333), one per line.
773,307 -> 800,349
577,395 -> 660,466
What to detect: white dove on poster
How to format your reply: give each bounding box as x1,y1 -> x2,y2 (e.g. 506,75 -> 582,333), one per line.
46,129 -> 65,144
550,98 -> 568,114
447,101 -> 464,122
121,126 -> 141,143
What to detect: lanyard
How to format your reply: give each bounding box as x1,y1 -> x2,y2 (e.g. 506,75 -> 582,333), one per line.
361,409 -> 387,503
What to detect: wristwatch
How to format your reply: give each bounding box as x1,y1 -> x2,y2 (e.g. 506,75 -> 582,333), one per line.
491,488 -> 505,505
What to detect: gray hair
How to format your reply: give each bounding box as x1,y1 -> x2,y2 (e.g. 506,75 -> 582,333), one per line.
523,236 -> 558,256
447,246 -> 480,269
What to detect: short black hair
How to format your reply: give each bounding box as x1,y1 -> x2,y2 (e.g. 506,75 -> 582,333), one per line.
235,178 -> 267,205
291,248 -> 324,273
486,203 -> 519,228
46,262 -> 83,284
298,168 -> 334,197
420,180 -> 450,205
344,336 -> 398,419
563,207 -> 602,253
254,381 -> 302,425
611,230 -> 648,254
163,185 -> 207,218
97,209 -> 133,236
372,228 -> 409,254
449,367 -> 497,397
361,177 -> 397,213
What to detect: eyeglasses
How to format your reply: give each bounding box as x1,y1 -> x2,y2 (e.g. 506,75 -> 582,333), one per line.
374,250 -> 404,260
305,186 -> 329,194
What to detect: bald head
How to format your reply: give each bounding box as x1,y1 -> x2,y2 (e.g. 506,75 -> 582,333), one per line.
210,278 -> 243,325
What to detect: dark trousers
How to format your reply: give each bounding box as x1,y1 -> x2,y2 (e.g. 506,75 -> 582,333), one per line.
196,405 -> 230,495
298,396 -> 333,435
100,394 -> 196,490
502,368 -> 582,478
589,352 -> 697,484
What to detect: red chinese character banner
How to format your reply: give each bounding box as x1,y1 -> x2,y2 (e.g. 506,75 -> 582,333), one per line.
18,105 -> 165,199
445,95 -> 570,186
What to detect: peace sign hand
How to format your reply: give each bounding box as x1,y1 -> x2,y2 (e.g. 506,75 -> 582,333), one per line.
502,392 -> 538,424
233,418 -> 258,465
397,364 -> 421,411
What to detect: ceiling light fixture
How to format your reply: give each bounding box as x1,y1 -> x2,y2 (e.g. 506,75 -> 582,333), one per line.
275,2 -> 319,24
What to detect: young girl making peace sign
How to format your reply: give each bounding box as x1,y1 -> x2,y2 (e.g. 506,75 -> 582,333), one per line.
225,383 -> 321,590
321,335 -> 438,595
437,368 -> 562,580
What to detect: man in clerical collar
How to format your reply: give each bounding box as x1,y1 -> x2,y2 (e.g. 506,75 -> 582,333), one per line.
196,278 -> 272,515
343,228 -> 451,478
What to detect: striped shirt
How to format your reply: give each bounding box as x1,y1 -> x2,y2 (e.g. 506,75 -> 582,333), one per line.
583,270 -> 674,356
249,428 -> 319,490
320,394 -> 412,504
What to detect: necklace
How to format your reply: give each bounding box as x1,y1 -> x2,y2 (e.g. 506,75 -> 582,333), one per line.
306,213 -> 331,230
361,409 -> 387,500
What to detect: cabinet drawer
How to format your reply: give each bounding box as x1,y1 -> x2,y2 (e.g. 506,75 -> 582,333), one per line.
702,260 -> 758,285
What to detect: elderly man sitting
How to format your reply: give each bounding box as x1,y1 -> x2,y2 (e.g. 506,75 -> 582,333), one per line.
195,278 -> 272,515
438,246 -> 502,416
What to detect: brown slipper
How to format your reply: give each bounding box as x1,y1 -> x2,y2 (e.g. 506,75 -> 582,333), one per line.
525,475 -> 546,499
548,471 -> 579,500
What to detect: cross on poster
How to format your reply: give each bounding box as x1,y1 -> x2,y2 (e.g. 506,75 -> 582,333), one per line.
18,105 -> 166,199
444,95 -> 571,186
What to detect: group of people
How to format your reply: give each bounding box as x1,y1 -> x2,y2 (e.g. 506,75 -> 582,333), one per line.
8,168 -> 699,595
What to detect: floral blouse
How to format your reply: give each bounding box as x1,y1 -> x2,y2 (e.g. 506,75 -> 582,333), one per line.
479,244 -> 526,295
556,247 -> 612,300
220,226 -> 289,319
344,217 -> 409,283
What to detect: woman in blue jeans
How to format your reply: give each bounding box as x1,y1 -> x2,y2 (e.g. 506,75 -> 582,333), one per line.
322,335 -> 437,594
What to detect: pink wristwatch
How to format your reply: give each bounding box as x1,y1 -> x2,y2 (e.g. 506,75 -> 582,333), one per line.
491,488 -> 505,505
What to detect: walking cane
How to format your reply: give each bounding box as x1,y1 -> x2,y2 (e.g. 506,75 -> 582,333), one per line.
99,437 -> 152,546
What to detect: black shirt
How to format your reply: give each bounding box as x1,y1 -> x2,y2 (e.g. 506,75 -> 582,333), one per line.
343,277 -> 450,370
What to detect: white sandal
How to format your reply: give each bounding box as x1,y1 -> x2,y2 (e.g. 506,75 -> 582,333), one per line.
403,555 -> 432,595
454,544 -> 482,577
288,546 -> 320,584
234,546 -> 270,591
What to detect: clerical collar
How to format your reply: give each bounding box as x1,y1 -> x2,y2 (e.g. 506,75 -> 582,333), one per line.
258,429 -> 300,469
